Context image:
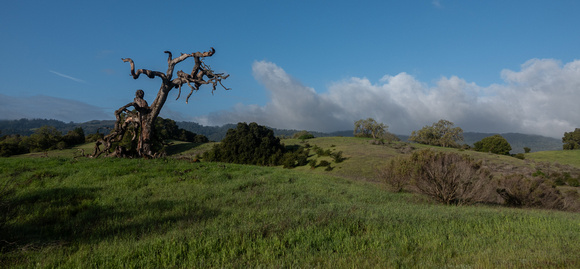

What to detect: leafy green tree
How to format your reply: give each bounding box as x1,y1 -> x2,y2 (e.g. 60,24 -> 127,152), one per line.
354,118 -> 387,139
29,126 -> 63,152
203,122 -> 285,166
473,134 -> 512,155
562,128 -> 580,150
0,135 -> 29,157
409,119 -> 463,148
292,130 -> 314,140
63,127 -> 86,147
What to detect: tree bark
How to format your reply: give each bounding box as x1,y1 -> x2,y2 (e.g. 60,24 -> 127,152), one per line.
92,48 -> 229,158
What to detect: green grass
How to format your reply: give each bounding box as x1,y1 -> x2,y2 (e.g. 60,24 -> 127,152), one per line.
1,157 -> 579,268
527,149 -> 580,168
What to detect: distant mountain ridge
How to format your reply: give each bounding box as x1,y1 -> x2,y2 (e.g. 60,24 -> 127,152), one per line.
462,132 -> 562,154
0,119 -> 562,153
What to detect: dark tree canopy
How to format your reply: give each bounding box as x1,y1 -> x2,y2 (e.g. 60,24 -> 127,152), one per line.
92,48 -> 229,158
203,122 -> 285,166
473,134 -> 512,155
562,128 -> 580,150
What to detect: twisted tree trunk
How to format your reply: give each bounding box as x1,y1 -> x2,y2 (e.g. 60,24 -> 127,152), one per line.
92,48 -> 229,158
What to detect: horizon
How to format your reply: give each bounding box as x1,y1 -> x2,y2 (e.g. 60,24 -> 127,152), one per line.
0,117 -> 565,140
1,1 -> 579,139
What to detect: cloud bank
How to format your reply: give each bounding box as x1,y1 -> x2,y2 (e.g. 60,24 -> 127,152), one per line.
0,94 -> 110,123
196,59 -> 580,138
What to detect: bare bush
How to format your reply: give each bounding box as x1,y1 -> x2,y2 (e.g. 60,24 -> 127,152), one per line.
410,150 -> 494,205
379,149 -> 495,205
496,174 -> 570,210
378,157 -> 413,192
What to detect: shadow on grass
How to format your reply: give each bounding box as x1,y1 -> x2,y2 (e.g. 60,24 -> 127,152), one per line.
165,142 -> 206,156
0,186 -> 219,253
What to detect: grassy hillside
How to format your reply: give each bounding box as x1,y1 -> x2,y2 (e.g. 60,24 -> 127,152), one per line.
527,149 -> 580,167
1,157 -> 579,268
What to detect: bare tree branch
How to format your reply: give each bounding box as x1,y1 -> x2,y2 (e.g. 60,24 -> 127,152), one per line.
94,48 -> 229,158
121,58 -> 168,81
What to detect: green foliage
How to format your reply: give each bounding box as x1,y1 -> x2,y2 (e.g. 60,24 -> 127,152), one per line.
523,147 -> 531,153
312,145 -> 331,156
28,126 -> 63,152
154,117 -> 208,144
203,122 -> 286,166
308,159 -> 317,169
281,147 -> 310,168
1,126 -> 87,157
86,132 -> 104,142
473,134 -> 512,155
292,130 -> 314,140
63,127 -> 85,146
562,128 -> 580,150
0,135 -> 29,157
331,151 -> 345,163
354,118 -> 388,139
409,119 -> 463,148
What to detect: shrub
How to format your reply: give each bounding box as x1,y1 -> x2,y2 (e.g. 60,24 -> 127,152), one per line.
63,127 -> 86,146
281,148 -> 310,168
203,122 -> 309,168
313,146 -> 331,157
379,149 -> 494,205
377,156 -> 413,192
523,147 -> 531,153
292,130 -> 314,140
331,151 -> 346,163
308,159 -> 317,169
496,174 -> 565,209
203,122 -> 285,166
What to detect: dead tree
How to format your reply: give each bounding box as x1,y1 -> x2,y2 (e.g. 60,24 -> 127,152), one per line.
92,48 -> 229,158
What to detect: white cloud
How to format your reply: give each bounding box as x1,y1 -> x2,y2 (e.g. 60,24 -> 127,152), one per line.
196,59 -> 580,138
432,0 -> 442,8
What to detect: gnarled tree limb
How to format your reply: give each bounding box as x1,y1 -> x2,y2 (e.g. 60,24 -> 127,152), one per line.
93,48 -> 229,158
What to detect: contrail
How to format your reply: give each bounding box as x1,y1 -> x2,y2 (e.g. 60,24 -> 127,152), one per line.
49,70 -> 86,83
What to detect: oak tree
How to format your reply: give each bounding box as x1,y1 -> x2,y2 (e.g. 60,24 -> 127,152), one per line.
92,48 -> 229,158
562,128 -> 580,150
354,118 -> 387,139
409,119 -> 463,148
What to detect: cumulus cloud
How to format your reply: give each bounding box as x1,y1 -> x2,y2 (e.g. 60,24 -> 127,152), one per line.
196,59 -> 580,138
0,94 -> 111,122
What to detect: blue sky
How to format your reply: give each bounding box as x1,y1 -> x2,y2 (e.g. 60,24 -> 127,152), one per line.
1,0 -> 579,138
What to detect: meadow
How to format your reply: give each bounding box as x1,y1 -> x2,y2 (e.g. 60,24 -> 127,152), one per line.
1,138 -> 579,268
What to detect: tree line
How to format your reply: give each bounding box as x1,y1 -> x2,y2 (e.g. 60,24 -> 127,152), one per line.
0,117 -> 207,157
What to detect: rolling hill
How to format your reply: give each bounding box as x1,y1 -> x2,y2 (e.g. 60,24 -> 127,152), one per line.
0,119 -> 564,152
